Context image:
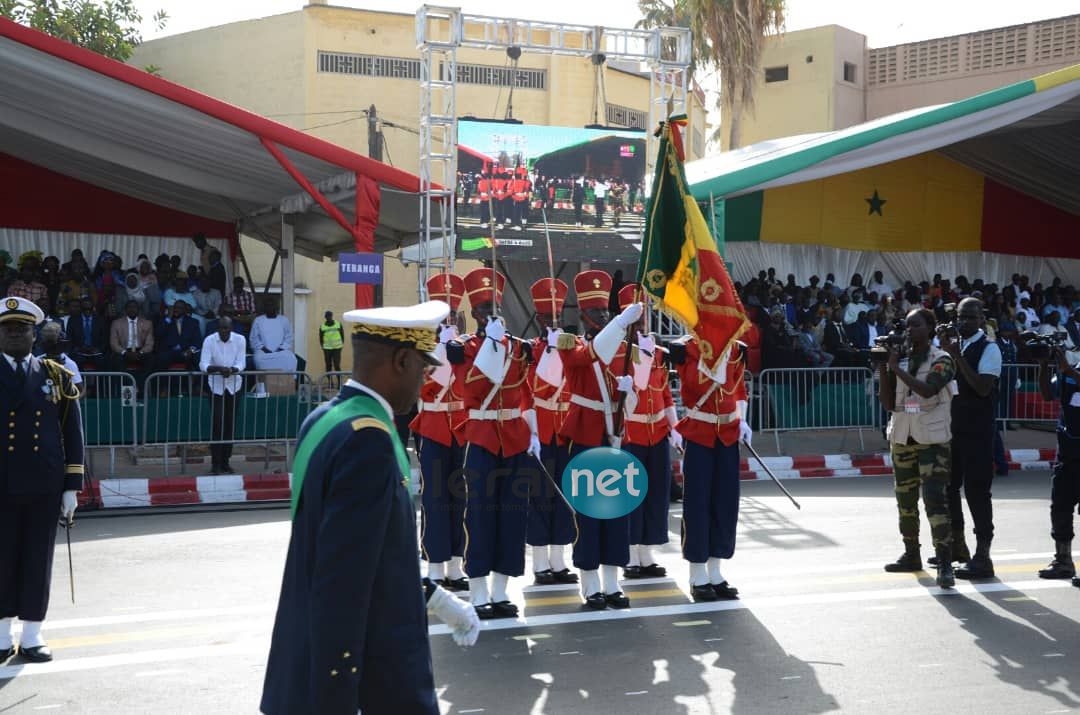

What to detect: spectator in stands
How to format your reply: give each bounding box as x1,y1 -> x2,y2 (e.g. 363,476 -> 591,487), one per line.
59,249 -> 83,274
67,297 -> 106,368
1044,291 -> 1071,325
1018,296 -> 1041,329
206,304 -> 246,340
164,275 -> 195,311
41,256 -> 61,313
59,298 -> 81,335
796,316 -> 833,368
119,272 -> 148,317
867,270 -> 892,297
109,299 -> 155,385
156,300 -> 202,370
0,251 -> 15,295
843,290 -> 869,325
191,276 -> 222,335
250,298 -> 297,372
207,249 -> 227,295
200,316 -> 246,475
6,265 -> 47,306
192,233 -> 214,274
93,252 -> 125,314
58,260 -> 95,309
184,265 -> 201,292
226,276 -> 256,324
1039,311 -> 1069,341
847,310 -> 875,351
762,309 -> 799,370
169,255 -> 182,274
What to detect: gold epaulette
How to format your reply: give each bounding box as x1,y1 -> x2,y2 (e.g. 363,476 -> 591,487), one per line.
351,417 -> 390,434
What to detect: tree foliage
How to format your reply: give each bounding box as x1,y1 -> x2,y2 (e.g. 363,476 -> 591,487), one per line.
637,0 -> 786,150
0,0 -> 167,62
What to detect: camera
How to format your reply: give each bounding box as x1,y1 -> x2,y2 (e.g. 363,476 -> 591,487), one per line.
870,320 -> 907,364
937,302 -> 959,341
1021,330 -> 1068,361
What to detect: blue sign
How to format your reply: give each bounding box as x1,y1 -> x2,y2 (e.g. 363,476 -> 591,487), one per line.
338,252 -> 384,284
562,447 -> 648,520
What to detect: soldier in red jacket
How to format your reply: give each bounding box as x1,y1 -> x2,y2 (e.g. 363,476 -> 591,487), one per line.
555,270 -> 643,609
410,273 -> 469,591
668,335 -> 752,602
447,268 -> 542,618
477,169 -> 493,229
493,169 -> 511,229
511,167 -> 531,231
525,277 -> 579,585
616,285 -> 680,581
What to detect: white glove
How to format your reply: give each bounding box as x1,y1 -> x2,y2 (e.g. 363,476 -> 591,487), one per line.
439,325 -> 458,344
615,375 -> 634,393
546,327 -> 562,349
61,490 -> 78,521
636,331 -> 656,355
614,302 -> 644,329
485,316 -> 506,343
610,436 -> 622,450
668,429 -> 684,451
527,434 -> 543,460
738,420 -> 753,447
428,585 -> 481,647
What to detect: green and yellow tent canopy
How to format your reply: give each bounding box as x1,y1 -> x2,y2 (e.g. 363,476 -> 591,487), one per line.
687,64 -> 1080,261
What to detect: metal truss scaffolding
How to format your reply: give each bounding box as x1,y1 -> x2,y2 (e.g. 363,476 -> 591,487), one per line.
415,5 -> 692,297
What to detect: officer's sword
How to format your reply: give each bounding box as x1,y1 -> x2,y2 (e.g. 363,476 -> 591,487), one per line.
741,440 -> 802,510
62,516 -> 75,603
530,452 -> 578,517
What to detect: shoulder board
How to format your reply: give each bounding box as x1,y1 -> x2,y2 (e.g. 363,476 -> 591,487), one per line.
351,417 -> 392,434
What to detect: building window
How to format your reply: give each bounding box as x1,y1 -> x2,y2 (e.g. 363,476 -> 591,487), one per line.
764,65 -> 789,83
605,103 -> 648,130
317,51 -> 547,90
843,62 -> 857,83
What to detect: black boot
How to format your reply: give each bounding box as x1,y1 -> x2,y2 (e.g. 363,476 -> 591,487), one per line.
956,540 -> 995,579
884,543 -> 923,572
1037,540 -> 1076,579
935,545 -> 955,589
929,530 -> 970,565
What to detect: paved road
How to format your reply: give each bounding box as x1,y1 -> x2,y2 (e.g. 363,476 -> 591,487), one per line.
2,473 -> 1078,714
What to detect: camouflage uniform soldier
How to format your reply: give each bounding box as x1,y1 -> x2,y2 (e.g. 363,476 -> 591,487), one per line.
878,308 -> 957,588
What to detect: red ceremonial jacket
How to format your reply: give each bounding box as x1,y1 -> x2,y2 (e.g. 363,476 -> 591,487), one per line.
409,372 -> 464,448
623,352 -> 674,447
556,337 -> 627,449
673,338 -> 747,449
529,338 -> 570,444
451,334 -> 532,457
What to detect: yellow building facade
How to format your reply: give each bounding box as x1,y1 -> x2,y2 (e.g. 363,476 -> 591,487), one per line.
131,2 -> 708,366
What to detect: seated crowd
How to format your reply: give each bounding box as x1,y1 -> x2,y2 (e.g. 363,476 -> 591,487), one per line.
737,268 -> 1080,372
0,236 -> 298,392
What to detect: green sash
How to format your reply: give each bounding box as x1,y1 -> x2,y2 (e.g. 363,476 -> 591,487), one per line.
290,393 -> 410,519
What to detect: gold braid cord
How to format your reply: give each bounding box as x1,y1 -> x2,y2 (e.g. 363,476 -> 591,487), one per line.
352,324 -> 438,353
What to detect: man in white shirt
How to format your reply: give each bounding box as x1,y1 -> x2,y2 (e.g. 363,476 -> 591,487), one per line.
250,300 -> 298,373
592,179 -> 610,228
867,270 -> 892,298
200,317 -> 247,474
1018,297 -> 1040,329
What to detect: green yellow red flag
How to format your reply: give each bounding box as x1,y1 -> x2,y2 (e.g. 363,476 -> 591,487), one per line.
636,115 -> 749,369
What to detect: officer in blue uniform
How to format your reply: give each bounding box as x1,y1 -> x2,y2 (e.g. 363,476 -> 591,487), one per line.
261,300 -> 480,715
0,296 -> 83,664
1036,346 -> 1080,586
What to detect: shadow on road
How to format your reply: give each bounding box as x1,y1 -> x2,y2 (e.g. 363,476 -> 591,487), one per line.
432,609 -> 839,714
736,497 -> 839,551
65,505 -> 290,543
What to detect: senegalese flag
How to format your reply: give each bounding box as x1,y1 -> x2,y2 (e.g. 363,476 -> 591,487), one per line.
461,237 -> 494,252
636,115 -> 749,370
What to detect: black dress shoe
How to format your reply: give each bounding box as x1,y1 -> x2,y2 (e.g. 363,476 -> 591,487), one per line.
638,563 -> 668,578
551,569 -> 579,584
1,646 -> 15,663
691,584 -> 718,602
604,591 -> 630,609
712,582 -> 740,600
19,645 -> 52,663
623,565 -> 642,579
474,604 -> 497,620
439,577 -> 470,592
533,569 -> 556,585
1073,576 -> 1080,588
583,592 -> 607,610
490,601 -> 519,618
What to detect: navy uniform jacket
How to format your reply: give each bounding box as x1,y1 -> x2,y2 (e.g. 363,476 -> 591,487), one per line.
261,384 -> 437,715
0,355 -> 84,495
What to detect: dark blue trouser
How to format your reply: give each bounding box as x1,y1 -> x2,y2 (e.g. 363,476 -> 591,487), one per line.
568,441 -> 630,570
419,436 -> 466,564
463,445 -> 532,578
625,441 -> 671,546
681,440 -> 740,562
527,439 -> 575,547
0,493 -> 62,621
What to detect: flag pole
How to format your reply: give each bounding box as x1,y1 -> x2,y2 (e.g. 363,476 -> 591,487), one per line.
488,168 -> 499,319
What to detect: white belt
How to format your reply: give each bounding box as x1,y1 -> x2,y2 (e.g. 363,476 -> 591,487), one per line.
533,396 -> 569,412
685,409 -> 738,426
570,394 -> 605,411
421,400 -> 463,413
468,408 -> 522,421
626,410 -> 667,425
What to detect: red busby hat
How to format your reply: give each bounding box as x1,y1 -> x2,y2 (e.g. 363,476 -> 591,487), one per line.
574,269 -> 612,311
426,272 -> 465,311
530,278 -> 568,317
464,267 -> 505,307
618,284 -> 640,311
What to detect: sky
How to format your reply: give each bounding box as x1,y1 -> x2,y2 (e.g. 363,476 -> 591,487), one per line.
135,0 -> 1080,48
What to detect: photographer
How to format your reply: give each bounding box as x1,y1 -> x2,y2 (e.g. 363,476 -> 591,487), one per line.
939,298 -> 1001,579
878,308 -> 957,588
1036,346 -> 1080,586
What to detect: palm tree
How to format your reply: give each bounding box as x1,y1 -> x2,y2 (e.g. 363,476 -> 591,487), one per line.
638,0 -> 786,150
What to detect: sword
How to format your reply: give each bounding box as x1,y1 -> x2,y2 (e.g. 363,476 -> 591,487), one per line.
530,450 -> 577,517
741,439 -> 802,510
62,516 -> 75,603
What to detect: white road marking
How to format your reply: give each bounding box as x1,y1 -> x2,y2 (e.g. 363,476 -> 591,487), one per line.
459,709 -> 486,713
625,690 -> 648,695
558,651 -> 579,656
704,638 -> 724,642
32,706 -> 63,711
780,676 -> 802,680
0,640 -> 262,680
917,663 -> 944,668
135,668 -> 185,677
512,634 -> 550,640
26,606 -> 276,632
673,620 -> 712,627
1042,653 -> 1065,658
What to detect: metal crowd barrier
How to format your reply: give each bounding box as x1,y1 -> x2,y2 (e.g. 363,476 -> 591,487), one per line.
141,370 -> 315,475
756,367 -> 879,453
78,371 -> 140,477
316,371 -> 351,402
997,362 -> 1061,440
